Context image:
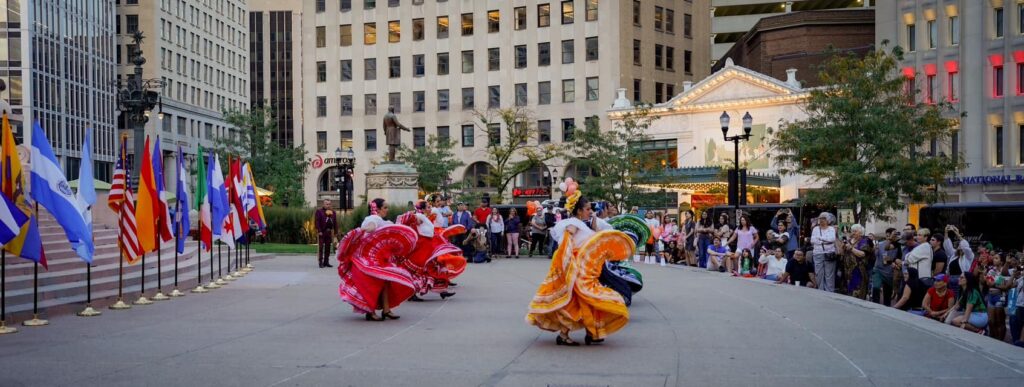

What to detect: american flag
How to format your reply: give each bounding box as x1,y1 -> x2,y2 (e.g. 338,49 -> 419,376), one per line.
107,136 -> 127,213
119,179 -> 142,264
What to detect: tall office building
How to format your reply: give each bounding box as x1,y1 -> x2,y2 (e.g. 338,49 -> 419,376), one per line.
249,0 -> 304,148
301,0 -> 710,207
712,0 -> 872,62
877,1 -> 1024,202
0,0 -> 118,181
116,0 -> 249,176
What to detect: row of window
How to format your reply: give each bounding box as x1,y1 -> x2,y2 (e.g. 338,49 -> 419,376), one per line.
904,3 -> 1024,52
989,124 -> 1024,167
315,79 -> 600,117
632,1 -> 692,38
319,0 -> 599,27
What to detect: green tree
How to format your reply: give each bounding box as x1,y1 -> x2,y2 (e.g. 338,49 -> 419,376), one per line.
215,107 -> 309,207
569,104 -> 665,209
770,44 -> 965,223
475,107 -> 561,203
397,135 -> 465,193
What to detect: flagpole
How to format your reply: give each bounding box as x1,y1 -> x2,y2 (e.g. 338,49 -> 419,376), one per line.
23,204 -> 47,326
170,194 -> 184,297
207,240 -> 220,289
152,228 -> 168,300
216,243 -> 229,285
232,239 -> 242,278
110,216 -> 131,309
76,233 -> 101,316
0,250 -> 16,334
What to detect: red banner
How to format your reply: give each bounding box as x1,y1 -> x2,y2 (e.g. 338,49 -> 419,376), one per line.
513,187 -> 551,198
690,194 -> 726,209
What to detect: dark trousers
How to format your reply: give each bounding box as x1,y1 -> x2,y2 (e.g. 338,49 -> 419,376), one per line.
529,232 -> 547,255
489,232 -> 503,254
871,273 -> 893,306
1010,306 -> 1024,344
318,232 -> 334,267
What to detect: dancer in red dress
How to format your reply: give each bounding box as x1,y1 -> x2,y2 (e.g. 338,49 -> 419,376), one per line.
336,198 -> 417,321
400,199 -> 467,300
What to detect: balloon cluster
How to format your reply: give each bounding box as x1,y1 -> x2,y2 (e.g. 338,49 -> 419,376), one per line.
558,177 -> 579,196
526,200 -> 542,216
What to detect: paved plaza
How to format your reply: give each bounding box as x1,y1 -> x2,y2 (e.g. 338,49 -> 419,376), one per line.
0,255 -> 1022,387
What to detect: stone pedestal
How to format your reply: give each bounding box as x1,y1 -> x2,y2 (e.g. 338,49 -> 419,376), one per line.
365,162 -> 420,209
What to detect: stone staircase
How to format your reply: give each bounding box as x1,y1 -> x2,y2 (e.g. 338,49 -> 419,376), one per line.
2,210 -> 271,320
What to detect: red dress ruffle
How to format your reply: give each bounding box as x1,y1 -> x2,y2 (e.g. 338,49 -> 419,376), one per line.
403,224 -> 468,294
336,224 -> 418,314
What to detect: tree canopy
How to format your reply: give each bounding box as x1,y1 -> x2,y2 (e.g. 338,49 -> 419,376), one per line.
397,135 -> 465,194
216,107 -> 309,207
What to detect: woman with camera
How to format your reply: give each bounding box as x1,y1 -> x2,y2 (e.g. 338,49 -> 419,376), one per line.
942,225 -> 974,299
810,213 -> 838,292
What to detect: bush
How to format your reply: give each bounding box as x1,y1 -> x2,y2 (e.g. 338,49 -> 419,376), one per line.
264,206 -> 317,244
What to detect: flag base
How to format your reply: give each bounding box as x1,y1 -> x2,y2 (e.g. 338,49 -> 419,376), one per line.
22,315 -> 48,327
77,306 -> 102,317
169,289 -> 186,297
206,282 -> 222,289
152,291 -> 170,301
232,270 -> 244,277
243,264 -> 254,271
133,296 -> 154,305
191,285 -> 209,293
215,278 -> 228,285
109,299 -> 132,310
0,321 -> 17,334
223,274 -> 236,281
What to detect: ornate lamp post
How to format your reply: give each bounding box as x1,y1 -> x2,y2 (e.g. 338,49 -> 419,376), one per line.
721,111 -> 753,227
334,146 -> 355,211
115,31 -> 166,180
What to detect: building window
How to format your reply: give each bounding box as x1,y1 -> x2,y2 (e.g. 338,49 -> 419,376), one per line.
488,48 -> 501,71
389,92 -> 401,113
539,42 -> 551,66
539,4 -> 551,27
438,52 -> 450,75
340,24 -> 352,46
1020,125 -> 1024,165
562,40 -> 574,64
412,18 -> 424,41
562,79 -> 575,103
389,56 -> 401,78
1018,63 -> 1024,95
338,60 -> 352,81
654,6 -> 663,31
488,123 -> 501,145
995,125 -> 1004,166
515,45 -> 528,68
414,91 -> 425,112
462,50 -> 474,73
462,125 -> 474,147
539,81 -> 551,105
515,7 -> 527,30
438,89 -> 449,111
948,71 -> 958,102
388,0 -> 398,6
927,19 -> 936,49
341,0 -> 351,12
437,16 -> 449,39
365,58 -> 377,80
949,16 -> 959,45
562,119 -> 575,142
317,96 -> 327,116
586,77 -> 598,101
586,0 -> 598,21
365,129 -> 377,151
906,23 -> 915,52
388,21 -> 401,42
488,10 -> 500,33
684,13 -> 692,37
654,44 -> 663,69
538,120 -> 551,143
633,79 -> 641,102
995,65 -> 1004,97
414,128 -> 425,148
413,55 -> 425,76
925,74 -> 935,103
585,37 -> 598,61
488,86 -> 501,108
127,15 -> 139,33
317,131 -> 327,152
633,1 -> 641,26
684,50 -> 692,74
633,40 -> 641,65
364,23 -> 377,45
666,84 -> 674,100
995,7 -> 1004,38
316,61 -> 327,82
316,26 -> 326,47
341,95 -> 353,116
666,9 -> 675,34
666,46 -> 675,71
365,94 -> 377,115
562,1 -> 574,24
438,126 -> 450,143
462,87 -> 475,109
316,0 -> 326,12
462,13 -> 474,36
515,83 -> 528,106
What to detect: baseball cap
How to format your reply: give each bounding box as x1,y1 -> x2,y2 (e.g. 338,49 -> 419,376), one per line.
935,274 -> 948,283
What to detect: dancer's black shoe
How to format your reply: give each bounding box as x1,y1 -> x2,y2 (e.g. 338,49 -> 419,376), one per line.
440,291 -> 456,299
410,295 -> 424,302
556,335 -> 580,346
365,313 -> 383,321
584,332 -> 604,345
382,311 -> 400,320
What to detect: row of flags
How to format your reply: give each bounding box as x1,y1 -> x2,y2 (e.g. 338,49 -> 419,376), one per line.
0,112 -> 268,268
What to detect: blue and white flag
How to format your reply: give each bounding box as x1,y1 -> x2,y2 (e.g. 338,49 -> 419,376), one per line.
75,129 -> 96,245
29,122 -> 94,263
208,152 -> 227,238
175,146 -> 191,254
0,192 -> 27,246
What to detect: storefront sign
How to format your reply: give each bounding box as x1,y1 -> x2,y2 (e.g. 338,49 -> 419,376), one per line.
513,187 -> 551,198
690,193 -> 726,208
945,175 -> 1024,186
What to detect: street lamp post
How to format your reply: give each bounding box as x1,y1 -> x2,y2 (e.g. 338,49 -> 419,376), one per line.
334,146 -> 356,211
115,31 -> 165,181
721,111 -> 753,228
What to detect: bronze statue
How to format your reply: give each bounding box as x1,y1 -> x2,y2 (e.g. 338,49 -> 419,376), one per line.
382,106 -> 409,162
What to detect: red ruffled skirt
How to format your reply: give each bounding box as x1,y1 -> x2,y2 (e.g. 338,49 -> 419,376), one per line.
336,225 -> 418,314
403,225 -> 468,294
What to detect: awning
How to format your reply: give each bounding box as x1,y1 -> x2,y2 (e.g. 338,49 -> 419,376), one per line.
640,166 -> 781,191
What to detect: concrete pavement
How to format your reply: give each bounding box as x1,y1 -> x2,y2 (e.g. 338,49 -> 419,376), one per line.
0,255 -> 1021,387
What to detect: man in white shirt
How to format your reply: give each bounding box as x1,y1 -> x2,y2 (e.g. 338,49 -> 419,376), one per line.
904,228 -> 934,286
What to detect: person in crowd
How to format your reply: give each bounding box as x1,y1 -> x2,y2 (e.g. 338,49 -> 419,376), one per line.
463,226 -> 491,263
661,240 -> 680,265
776,249 -> 815,287
770,209 -> 800,260
1009,263 -> 1024,347
643,211 -> 661,264
707,236 -> 731,272
929,234 -> 947,283
873,228 -> 900,306
942,225 -> 974,299
766,222 -> 790,252
716,213 -> 734,250
529,208 -> 549,257
893,267 -> 927,315
695,211 -> 715,269
682,210 -> 697,266
429,194 -> 452,228
923,274 -> 956,321
505,208 -> 521,259
473,199 -> 492,227
733,248 -> 753,277
759,247 -> 788,281
947,272 -> 989,333
728,215 -> 759,275
985,254 -> 1013,340
838,224 -> 873,300
314,199 -> 338,269
659,216 -> 679,267
904,228 -> 935,287
810,212 -> 838,292
487,211 -> 505,256
451,202 -> 473,254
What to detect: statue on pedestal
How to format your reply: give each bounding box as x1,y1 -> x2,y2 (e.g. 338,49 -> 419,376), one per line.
383,106 -> 410,163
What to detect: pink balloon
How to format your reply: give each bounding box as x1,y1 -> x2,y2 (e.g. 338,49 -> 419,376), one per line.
564,177 -> 575,185
566,182 -> 578,196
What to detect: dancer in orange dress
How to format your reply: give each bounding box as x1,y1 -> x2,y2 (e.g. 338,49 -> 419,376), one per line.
526,190 -> 635,346
399,198 -> 467,300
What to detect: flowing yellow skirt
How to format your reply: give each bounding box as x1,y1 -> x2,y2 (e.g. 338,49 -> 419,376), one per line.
526,230 -> 635,340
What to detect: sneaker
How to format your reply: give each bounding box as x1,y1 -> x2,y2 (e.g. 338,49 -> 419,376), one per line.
718,265 -> 727,273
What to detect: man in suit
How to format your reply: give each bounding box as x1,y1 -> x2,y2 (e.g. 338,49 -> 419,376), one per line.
314,199 -> 338,268
452,202 -> 473,254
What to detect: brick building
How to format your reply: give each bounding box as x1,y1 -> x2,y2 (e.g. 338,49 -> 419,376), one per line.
713,8 -> 875,87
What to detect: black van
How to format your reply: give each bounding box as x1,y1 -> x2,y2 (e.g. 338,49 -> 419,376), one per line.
919,202 -> 1024,251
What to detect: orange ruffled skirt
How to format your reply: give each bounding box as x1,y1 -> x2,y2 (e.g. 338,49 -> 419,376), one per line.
526,230 -> 635,340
